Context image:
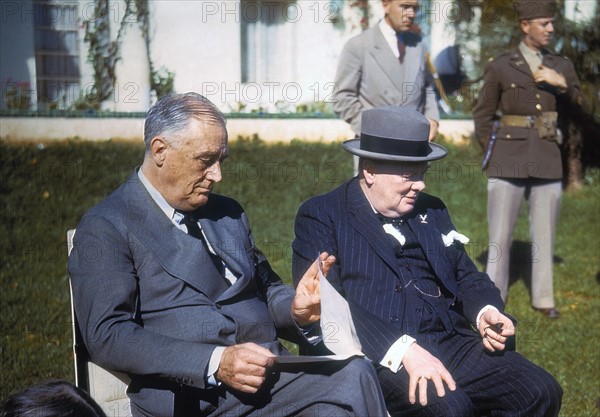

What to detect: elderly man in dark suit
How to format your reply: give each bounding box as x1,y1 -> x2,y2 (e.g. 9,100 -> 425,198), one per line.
292,106 -> 562,417
68,92 -> 388,417
474,0 -> 585,319
334,0 -> 439,139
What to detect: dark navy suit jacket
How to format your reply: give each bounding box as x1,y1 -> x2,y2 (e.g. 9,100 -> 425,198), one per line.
292,178 -> 504,363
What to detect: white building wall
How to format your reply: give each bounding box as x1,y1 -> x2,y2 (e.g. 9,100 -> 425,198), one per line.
4,0 -> 547,115
145,1 -> 387,112
148,1 -> 242,110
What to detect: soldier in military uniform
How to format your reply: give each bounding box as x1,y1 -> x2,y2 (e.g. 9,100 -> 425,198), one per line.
473,0 -> 584,319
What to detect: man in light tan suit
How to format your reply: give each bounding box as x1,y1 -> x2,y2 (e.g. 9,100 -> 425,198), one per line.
333,0 -> 439,140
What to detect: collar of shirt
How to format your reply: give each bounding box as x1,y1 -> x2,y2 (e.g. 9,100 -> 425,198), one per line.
379,18 -> 401,59
137,169 -> 185,228
519,41 -> 543,73
137,169 -> 234,282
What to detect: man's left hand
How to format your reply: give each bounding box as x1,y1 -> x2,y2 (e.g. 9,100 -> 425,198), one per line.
478,309 -> 515,352
291,253 -> 336,326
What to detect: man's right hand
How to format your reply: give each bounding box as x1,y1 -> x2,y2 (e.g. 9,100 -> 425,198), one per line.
402,343 -> 456,406
216,343 -> 276,393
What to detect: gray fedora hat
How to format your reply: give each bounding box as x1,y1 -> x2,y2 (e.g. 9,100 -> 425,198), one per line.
342,106 -> 447,162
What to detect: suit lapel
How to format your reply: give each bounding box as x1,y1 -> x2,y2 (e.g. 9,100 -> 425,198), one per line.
345,180 -> 401,278
541,51 -> 559,71
197,212 -> 254,301
368,26 -> 406,96
406,207 -> 456,294
400,32 -> 423,88
122,172 -> 229,299
509,48 -> 533,77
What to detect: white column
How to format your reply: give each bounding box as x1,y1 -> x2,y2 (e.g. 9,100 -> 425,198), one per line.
107,0 -> 150,112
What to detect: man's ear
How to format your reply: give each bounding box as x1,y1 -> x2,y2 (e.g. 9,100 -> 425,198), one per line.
520,20 -> 530,35
149,136 -> 168,167
362,159 -> 377,185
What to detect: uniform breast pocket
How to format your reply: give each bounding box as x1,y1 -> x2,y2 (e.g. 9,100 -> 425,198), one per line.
497,126 -> 530,141
502,82 -> 535,104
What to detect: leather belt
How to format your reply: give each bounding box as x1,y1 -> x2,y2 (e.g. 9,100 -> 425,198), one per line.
500,112 -> 558,140
500,115 -> 538,128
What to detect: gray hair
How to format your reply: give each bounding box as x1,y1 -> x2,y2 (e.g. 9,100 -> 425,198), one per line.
143,92 -> 226,150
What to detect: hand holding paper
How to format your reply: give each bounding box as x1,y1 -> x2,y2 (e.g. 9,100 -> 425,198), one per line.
280,253 -> 364,364
317,255 -> 364,357
292,252 -> 335,326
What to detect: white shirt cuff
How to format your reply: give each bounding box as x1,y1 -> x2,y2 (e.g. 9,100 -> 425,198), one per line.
476,305 -> 499,329
207,346 -> 226,386
379,335 -> 416,373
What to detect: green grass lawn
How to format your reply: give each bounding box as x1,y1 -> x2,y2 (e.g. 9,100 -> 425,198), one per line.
1,137 -> 599,416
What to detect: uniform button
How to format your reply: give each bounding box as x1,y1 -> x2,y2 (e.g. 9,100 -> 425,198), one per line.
390,316 -> 399,323
536,104 -> 542,110
506,134 -> 511,139
416,308 -> 421,313
394,285 -> 402,293
215,303 -> 222,310
511,83 -> 516,88
536,94 -> 541,99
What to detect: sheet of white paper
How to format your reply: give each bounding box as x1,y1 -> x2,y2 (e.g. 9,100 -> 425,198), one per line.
318,256 -> 364,357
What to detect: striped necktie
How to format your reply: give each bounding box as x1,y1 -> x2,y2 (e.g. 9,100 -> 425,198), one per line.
178,211 -> 225,276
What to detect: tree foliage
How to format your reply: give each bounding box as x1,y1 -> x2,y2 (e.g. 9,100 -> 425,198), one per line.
452,0 -> 599,184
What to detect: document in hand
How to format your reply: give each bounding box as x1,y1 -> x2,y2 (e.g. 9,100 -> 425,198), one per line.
317,255 -> 364,357
274,255 -> 364,364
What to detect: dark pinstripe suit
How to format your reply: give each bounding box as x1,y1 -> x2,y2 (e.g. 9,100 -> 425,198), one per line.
292,178 -> 562,417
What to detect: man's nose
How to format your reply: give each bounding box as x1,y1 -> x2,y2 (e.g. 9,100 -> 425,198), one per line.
412,179 -> 426,192
206,161 -> 223,182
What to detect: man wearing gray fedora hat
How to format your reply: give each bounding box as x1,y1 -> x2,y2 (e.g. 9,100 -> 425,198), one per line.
292,106 -> 562,416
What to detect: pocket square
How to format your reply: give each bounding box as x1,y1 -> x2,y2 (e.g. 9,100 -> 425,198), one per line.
441,230 -> 469,247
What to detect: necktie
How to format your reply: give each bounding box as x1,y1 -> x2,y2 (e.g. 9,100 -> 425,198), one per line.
378,214 -> 405,227
396,33 -> 406,63
178,211 -> 225,276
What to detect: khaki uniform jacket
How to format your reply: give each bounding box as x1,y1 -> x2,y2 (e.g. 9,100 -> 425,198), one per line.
473,47 -> 583,180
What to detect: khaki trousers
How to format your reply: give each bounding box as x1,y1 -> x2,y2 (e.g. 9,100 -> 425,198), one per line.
485,178 -> 562,308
